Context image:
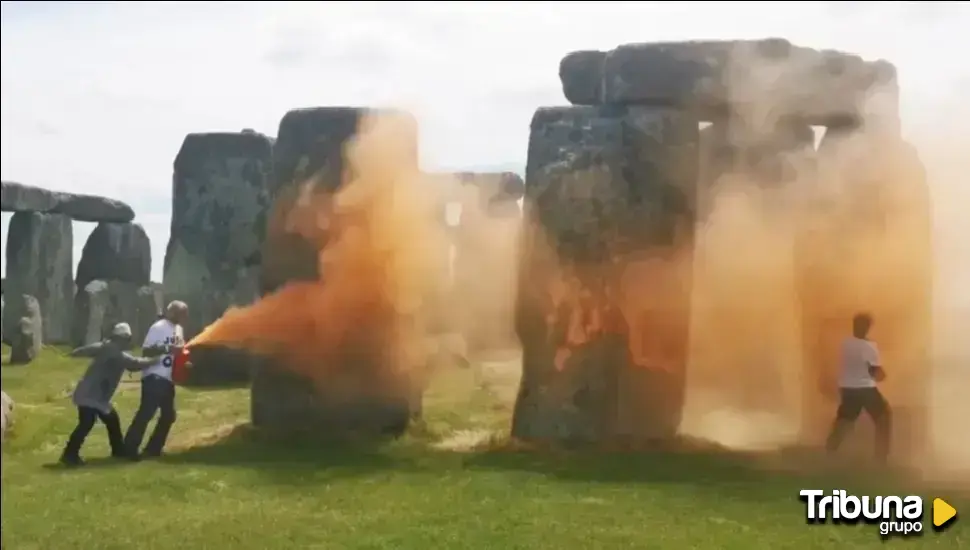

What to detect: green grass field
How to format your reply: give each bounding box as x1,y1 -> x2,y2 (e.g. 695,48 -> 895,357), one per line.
2,345 -> 965,549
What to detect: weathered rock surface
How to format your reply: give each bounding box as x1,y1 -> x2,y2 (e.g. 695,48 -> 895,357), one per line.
512,105 -> 697,444
251,365 -> 411,438
8,294 -> 42,364
1,181 -> 61,212
1,181 -> 135,222
3,212 -> 74,344
1,390 -> 14,443
76,222 -> 152,291
71,280 -> 161,348
181,345 -> 256,387
254,107 -> 420,438
164,131 -> 273,344
559,39 -> 898,126
52,193 -> 135,223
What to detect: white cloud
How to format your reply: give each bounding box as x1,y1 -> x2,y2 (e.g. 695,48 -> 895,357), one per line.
2,1 -> 969,284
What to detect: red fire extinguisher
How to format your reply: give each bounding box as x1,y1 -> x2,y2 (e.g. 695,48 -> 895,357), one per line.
172,347 -> 191,385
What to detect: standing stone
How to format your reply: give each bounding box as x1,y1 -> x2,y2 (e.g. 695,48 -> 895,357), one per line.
76,222 -> 151,291
163,131 -> 273,385
512,105 -> 697,444
135,284 -> 163,334
3,212 -> 73,344
71,280 -> 161,348
72,280 -> 110,347
254,107 -> 419,438
9,294 -> 42,364
164,131 -> 273,339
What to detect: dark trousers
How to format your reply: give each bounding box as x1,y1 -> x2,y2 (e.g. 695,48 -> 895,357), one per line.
826,387 -> 893,462
123,375 -> 177,456
63,406 -> 125,459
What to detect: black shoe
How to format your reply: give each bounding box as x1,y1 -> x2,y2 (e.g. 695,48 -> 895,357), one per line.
59,454 -> 85,468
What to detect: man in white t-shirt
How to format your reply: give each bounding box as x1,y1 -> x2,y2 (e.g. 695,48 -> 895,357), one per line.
825,312 -> 893,463
122,300 -> 188,460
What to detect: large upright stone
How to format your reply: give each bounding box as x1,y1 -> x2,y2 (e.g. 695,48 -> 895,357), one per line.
512,105 -> 697,444
559,39 -> 896,126
164,131 -> 274,340
3,212 -> 73,344
259,108 -> 362,295
254,107 -> 419,438
76,222 -> 151,291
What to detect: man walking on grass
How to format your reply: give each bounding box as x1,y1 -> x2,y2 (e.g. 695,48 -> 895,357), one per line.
60,322 -> 157,467
825,312 -> 893,464
123,300 -> 188,460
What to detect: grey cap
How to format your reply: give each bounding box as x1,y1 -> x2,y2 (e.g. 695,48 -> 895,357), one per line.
111,322 -> 133,338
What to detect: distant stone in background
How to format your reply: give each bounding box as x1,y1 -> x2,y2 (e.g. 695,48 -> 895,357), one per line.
1,181 -> 135,222
72,280 -> 161,348
50,193 -> 135,223
9,294 -> 42,365
1,181 -> 61,213
3,212 -> 73,344
75,222 -> 152,291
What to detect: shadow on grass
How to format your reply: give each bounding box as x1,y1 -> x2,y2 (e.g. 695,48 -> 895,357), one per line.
158,424 -> 422,485
40,456 -> 139,472
155,424 -> 830,502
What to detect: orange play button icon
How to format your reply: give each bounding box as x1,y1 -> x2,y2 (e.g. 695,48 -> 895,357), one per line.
933,498 -> 957,528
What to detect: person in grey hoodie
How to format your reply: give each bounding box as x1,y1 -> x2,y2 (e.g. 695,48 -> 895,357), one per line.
59,322 -> 157,467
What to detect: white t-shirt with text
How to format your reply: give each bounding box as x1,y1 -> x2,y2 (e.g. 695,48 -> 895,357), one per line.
141,319 -> 184,381
839,336 -> 882,389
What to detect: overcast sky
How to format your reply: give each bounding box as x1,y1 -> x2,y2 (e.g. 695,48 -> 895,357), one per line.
2,1 -> 968,283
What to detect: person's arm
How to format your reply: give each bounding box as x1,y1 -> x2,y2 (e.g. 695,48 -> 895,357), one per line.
867,343 -> 886,381
69,341 -> 104,358
141,325 -> 171,357
118,351 -> 158,372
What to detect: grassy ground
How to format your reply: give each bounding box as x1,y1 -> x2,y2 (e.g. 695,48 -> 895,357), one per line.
1,345 -> 965,550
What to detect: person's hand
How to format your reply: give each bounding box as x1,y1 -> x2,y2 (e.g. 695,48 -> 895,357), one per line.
869,365 -> 886,382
